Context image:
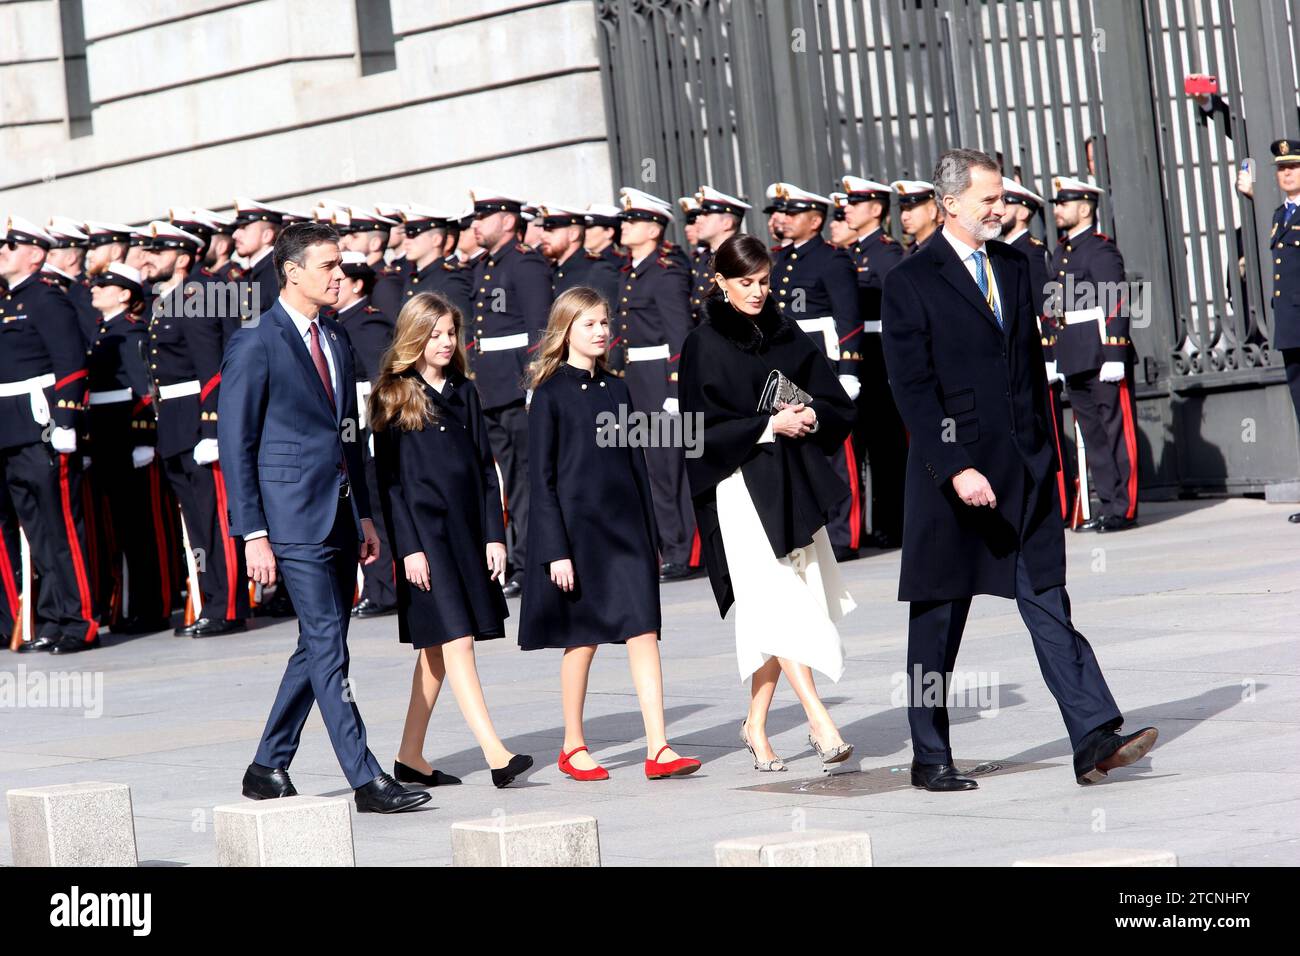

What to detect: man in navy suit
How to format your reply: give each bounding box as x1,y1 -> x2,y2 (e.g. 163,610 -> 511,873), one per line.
881,149 -> 1157,791
218,221 -> 429,813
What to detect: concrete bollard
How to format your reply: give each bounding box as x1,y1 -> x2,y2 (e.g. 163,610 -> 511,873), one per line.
214,796 -> 354,867
1014,848 -> 1178,867
715,829 -> 873,867
451,811 -> 600,867
7,782 -> 138,867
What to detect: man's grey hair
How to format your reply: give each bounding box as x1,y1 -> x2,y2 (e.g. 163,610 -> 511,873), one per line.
932,148 -> 1001,205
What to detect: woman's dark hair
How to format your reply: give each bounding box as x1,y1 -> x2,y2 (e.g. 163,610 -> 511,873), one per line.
713,234 -> 772,280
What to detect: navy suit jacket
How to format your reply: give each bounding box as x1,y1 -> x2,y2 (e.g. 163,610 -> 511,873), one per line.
218,300 -> 371,544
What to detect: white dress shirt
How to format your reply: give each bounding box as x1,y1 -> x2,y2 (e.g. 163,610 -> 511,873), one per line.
942,226 -> 1002,320
280,298 -> 338,397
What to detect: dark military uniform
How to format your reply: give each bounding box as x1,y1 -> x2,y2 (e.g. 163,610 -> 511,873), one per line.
1047,223 -> 1137,525
43,267 -> 98,348
371,255 -> 408,319
469,239 -> 553,576
0,271 -> 97,651
552,248 -> 620,308
773,236 -> 864,552
148,267 -> 249,629
242,250 -> 278,321
687,244 -> 712,325
1269,197 -> 1300,426
403,254 -> 472,321
848,227 -> 906,546
615,246 -> 696,566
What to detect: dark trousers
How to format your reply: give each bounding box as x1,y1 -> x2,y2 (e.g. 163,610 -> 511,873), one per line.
856,336 -> 908,543
162,451 -> 249,622
484,401 -> 529,574
625,359 -> 695,565
0,443 -> 97,642
825,437 -> 863,551
906,551 -> 1122,765
1283,348 -> 1300,430
1045,381 -> 1077,521
0,484 -> 22,636
255,499 -> 382,788
358,441 -> 396,607
1066,369 -> 1139,521
95,438 -> 173,624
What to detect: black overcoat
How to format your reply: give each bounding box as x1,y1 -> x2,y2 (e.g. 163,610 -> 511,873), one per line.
880,232 -> 1065,602
374,369 -> 509,647
679,295 -> 856,618
518,362 -> 661,649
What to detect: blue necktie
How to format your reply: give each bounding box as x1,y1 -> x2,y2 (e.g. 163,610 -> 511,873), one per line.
972,250 -> 1003,328
1285,202 -> 1297,226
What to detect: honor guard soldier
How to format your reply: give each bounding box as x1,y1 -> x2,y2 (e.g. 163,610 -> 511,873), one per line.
84,262 -> 176,636
892,180 -> 941,254
0,217 -> 97,654
232,198 -> 288,320
692,185 -> 749,304
190,208 -> 239,280
336,205 -> 401,317
453,204 -> 482,266
539,204 -> 620,307
614,188 -> 698,580
84,220 -> 133,279
828,192 -> 854,247
1263,139 -> 1300,523
522,202 -> 546,250
1000,178 -> 1074,520
679,195 -> 711,324
400,204 -> 472,321
324,251 -> 399,616
44,217 -> 98,346
373,201 -> 414,312
125,227 -> 154,273
762,182 -> 793,249
144,220 -> 248,637
842,174 -> 907,547
1047,175 -> 1137,532
768,182 -> 865,558
468,188 -> 555,596
583,203 -> 625,269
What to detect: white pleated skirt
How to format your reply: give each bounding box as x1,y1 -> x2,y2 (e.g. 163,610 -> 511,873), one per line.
715,468 -> 857,683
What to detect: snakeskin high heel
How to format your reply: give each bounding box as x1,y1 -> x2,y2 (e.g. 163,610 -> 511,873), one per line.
741,720 -> 787,772
808,732 -> 854,770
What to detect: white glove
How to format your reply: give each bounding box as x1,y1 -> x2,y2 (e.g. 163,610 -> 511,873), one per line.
193,437 -> 220,465
1044,360 -> 1064,384
132,446 -> 156,469
50,427 -> 77,454
525,388 -> 534,409
1098,361 -> 1126,384
838,374 -> 862,402
662,397 -> 679,415
368,432 -> 375,457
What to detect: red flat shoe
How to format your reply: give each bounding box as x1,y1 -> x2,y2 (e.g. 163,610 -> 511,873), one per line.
645,744 -> 702,780
558,745 -> 609,781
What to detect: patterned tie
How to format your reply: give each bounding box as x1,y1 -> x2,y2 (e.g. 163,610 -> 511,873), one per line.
308,321 -> 335,409
972,250 -> 1003,328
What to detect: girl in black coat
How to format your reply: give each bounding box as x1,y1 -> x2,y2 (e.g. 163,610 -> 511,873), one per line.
519,287 -> 700,782
679,235 -> 860,773
369,292 -> 532,789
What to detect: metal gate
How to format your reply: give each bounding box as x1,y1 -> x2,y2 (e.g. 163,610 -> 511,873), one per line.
594,0 -> 1300,496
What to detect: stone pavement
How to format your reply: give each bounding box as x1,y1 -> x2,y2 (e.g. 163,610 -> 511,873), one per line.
1,499 -> 1296,866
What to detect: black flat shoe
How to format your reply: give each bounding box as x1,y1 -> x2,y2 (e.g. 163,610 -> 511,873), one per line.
1097,515 -> 1136,533
49,635 -> 99,654
1289,512 -> 1300,524
189,617 -> 248,638
15,634 -> 59,653
490,754 -> 534,789
355,772 -> 432,813
501,576 -> 522,599
1074,726 -> 1158,785
352,598 -> 397,618
910,761 -> 979,792
658,562 -> 695,582
1073,517 -> 1104,532
242,762 -> 297,799
394,760 -> 461,787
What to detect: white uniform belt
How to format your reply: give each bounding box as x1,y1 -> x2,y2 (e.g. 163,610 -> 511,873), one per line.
88,388 -> 133,405
1064,307 -> 1104,326
0,373 -> 55,398
863,319 -> 882,334
626,343 -> 670,362
796,316 -> 840,361
478,332 -> 529,352
158,380 -> 200,400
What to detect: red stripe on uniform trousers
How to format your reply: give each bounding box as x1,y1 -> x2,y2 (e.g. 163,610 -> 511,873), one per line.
843,436 -> 861,550
1046,384 -> 1069,520
0,524 -> 18,617
688,527 -> 701,568
147,462 -> 173,615
57,456 -> 98,643
211,464 -> 240,620
1117,378 -> 1140,519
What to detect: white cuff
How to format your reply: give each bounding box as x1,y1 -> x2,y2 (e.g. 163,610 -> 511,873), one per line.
244,530 -> 268,541
757,417 -> 776,444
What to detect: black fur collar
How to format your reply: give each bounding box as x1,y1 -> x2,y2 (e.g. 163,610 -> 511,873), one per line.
703,294 -> 793,353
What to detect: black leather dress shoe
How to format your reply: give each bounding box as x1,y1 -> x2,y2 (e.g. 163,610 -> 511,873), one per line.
112,616 -> 170,635
1073,517 -> 1104,532
658,562 -> 696,582
501,576 -> 522,599
1289,512 -> 1300,524
49,635 -> 99,655
188,617 -> 248,638
394,760 -> 461,787
352,598 -> 396,618
910,761 -> 979,792
16,634 -> 59,653
1097,515 -> 1136,533
1074,726 -> 1158,784
491,754 -> 534,789
355,772 -> 432,813
242,762 -> 298,800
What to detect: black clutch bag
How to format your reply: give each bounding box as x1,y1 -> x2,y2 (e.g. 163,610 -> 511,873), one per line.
757,369 -> 813,414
